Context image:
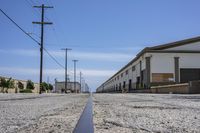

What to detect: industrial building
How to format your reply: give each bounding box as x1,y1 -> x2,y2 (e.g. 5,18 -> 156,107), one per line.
55,81 -> 81,93
96,36 -> 200,93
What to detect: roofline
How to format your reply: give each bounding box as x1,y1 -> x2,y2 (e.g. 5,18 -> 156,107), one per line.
149,36 -> 200,50
147,50 -> 200,53
97,36 -> 200,89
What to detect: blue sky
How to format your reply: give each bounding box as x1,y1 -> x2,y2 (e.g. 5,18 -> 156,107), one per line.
1,0 -> 200,91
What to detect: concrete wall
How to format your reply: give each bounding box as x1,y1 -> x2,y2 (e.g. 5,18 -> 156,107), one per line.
150,53 -> 200,74
150,53 -> 200,83
151,83 -> 189,94
149,81 -> 200,94
150,53 -> 174,74
179,54 -> 200,68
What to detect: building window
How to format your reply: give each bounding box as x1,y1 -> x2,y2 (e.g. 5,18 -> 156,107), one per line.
132,66 -> 135,71
121,73 -> 123,77
126,70 -> 128,75
117,76 -> 119,80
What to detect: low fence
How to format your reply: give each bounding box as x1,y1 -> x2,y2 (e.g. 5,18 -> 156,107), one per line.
130,80 -> 200,94
150,83 -> 189,94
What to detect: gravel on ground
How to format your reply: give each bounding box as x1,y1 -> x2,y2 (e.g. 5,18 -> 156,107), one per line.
0,93 -> 89,133
93,94 -> 200,133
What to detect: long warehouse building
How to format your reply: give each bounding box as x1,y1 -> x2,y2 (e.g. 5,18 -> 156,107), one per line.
96,36 -> 200,93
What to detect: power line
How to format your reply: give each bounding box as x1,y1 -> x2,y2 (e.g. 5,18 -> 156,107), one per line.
24,0 -> 52,22
0,8 -> 40,45
0,8 -> 64,69
29,0 -> 36,5
44,48 -> 65,68
23,3 -> 64,70
43,1 -> 66,47
24,0 -> 41,20
25,0 -> 61,48
24,0 -> 58,47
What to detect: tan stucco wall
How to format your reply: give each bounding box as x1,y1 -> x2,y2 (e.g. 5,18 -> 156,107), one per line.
0,76 -> 40,93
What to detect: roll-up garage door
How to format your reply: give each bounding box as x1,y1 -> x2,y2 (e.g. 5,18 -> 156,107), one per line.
180,69 -> 200,83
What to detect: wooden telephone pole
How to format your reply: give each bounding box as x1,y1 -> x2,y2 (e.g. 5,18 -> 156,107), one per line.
72,60 -> 78,93
33,4 -> 53,94
80,72 -> 82,93
61,48 -> 72,93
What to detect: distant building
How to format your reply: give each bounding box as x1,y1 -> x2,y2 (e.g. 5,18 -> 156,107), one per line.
97,36 -> 200,93
0,76 -> 39,93
55,81 -> 81,93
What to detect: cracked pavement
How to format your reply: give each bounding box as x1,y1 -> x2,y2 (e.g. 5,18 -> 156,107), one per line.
1,93 -> 200,133
93,94 -> 200,133
0,94 -> 89,133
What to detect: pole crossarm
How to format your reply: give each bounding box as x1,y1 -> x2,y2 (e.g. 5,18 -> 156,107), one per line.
32,4 -> 53,94
32,22 -> 53,25
61,48 -> 72,50
33,6 -> 53,8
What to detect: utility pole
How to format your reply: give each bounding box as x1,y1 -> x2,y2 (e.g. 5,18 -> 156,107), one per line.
82,79 -> 85,92
33,4 -> 53,94
61,48 -> 72,93
47,76 -> 49,84
72,60 -> 78,93
80,72 -> 82,93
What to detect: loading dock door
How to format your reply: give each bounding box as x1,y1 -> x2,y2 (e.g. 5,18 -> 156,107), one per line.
180,69 -> 200,83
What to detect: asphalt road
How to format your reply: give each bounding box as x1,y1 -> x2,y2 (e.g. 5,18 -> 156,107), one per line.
0,94 -> 89,133
93,94 -> 200,133
1,93 -> 200,133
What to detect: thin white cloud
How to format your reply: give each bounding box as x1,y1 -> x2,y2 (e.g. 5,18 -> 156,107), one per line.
46,50 -> 134,62
0,49 -> 40,57
0,49 -> 134,62
71,52 -> 134,62
0,67 -> 116,77
0,67 -> 39,75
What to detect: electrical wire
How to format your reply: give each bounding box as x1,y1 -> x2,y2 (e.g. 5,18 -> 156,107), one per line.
43,48 -> 65,68
0,8 -> 64,69
0,8 -> 40,45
